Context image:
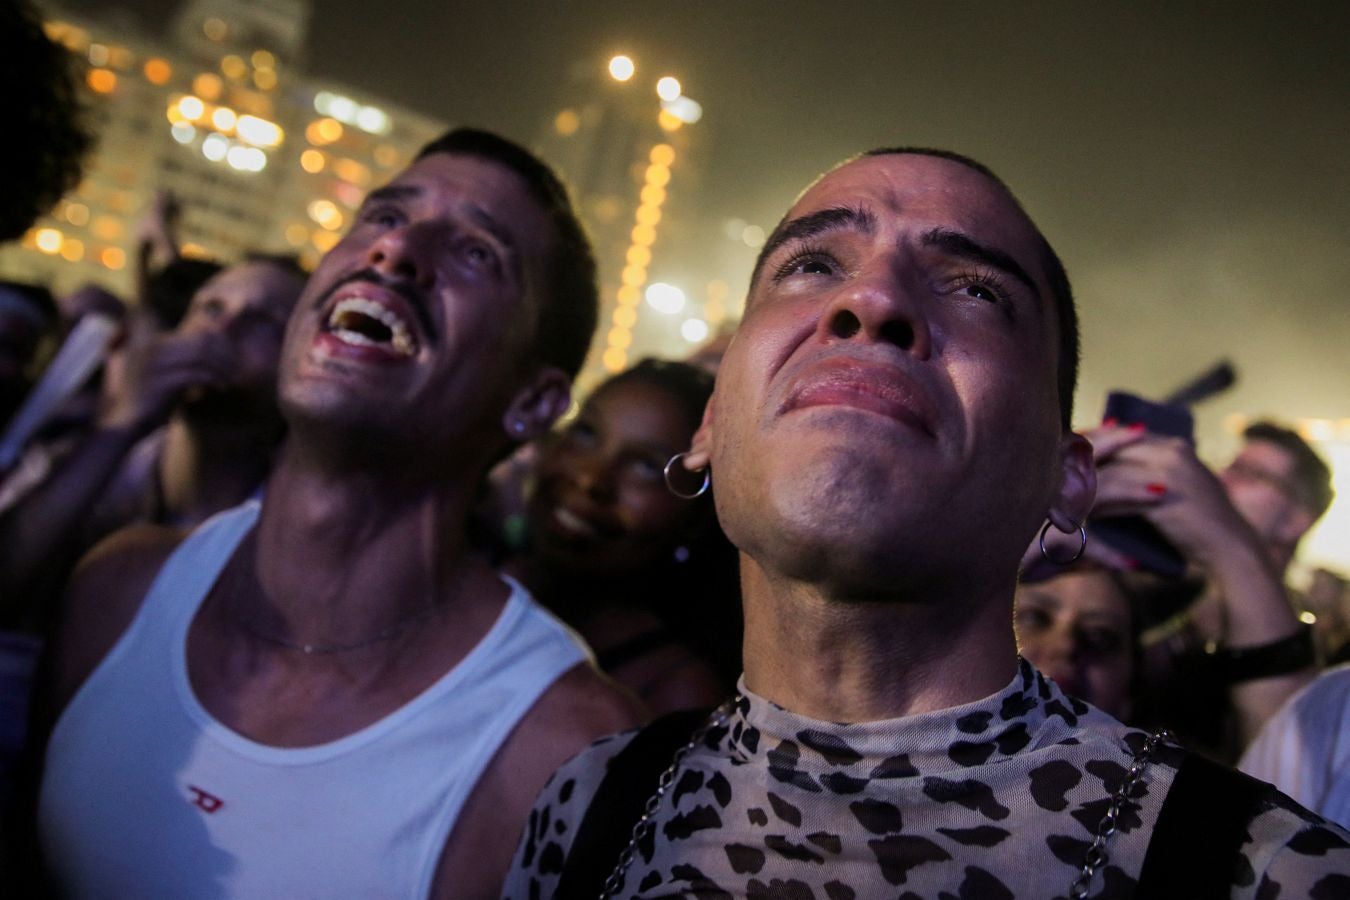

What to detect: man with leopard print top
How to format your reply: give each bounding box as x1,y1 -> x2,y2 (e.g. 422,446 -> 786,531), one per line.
503,149 -> 1350,897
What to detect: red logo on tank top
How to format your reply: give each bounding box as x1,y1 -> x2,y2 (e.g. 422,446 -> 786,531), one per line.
187,785 -> 224,813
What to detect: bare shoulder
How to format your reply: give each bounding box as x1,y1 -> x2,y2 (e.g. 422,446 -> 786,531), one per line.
483,661 -> 646,835
484,662 -> 648,810
525,660 -> 650,742
431,663 -> 646,898
50,523 -> 185,712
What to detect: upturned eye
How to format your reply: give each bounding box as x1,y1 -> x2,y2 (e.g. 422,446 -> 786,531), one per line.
963,283 -> 1001,303
773,247 -> 839,282
950,270 -> 1011,307
360,205 -> 402,228
465,243 -> 494,266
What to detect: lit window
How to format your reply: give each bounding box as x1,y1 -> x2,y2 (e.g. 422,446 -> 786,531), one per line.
101,247 -> 127,270
87,69 -> 117,94
143,58 -> 172,85
192,73 -> 223,101
220,55 -> 247,80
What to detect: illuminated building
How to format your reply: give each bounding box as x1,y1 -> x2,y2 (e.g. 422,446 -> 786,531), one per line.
534,55 -> 732,389
0,0 -> 445,293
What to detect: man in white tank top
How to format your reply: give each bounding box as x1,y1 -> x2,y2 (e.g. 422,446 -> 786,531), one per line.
27,129 -> 644,898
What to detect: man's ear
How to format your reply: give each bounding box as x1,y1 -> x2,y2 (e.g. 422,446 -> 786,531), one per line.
501,366 -> 572,442
1047,431 -> 1096,533
682,395 -> 716,471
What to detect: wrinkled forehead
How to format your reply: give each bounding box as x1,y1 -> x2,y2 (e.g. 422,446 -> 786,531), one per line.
1234,439 -> 1299,480
789,154 -> 1047,273
390,153 -> 556,262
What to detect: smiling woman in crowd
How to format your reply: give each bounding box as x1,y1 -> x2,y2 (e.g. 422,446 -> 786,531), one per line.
1016,562 -> 1141,720
507,358 -> 740,713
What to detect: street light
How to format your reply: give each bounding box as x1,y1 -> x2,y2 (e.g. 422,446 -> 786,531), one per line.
608,55 -> 635,81
656,76 -> 682,101
645,283 -> 686,315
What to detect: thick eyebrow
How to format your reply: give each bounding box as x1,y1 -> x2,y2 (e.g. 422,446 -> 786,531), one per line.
359,184 -> 422,209
921,227 -> 1038,296
754,205 -> 877,280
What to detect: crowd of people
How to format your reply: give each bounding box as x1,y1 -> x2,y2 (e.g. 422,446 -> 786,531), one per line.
1,4 -> 1348,896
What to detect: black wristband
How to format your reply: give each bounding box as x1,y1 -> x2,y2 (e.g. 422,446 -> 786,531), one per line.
1206,625 -> 1316,684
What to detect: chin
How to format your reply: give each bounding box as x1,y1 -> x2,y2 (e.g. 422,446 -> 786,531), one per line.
278,388 -> 403,446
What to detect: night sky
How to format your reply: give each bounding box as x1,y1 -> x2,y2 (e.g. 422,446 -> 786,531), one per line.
63,1 -> 1350,451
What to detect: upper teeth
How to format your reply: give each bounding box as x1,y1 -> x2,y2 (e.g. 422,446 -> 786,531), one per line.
327,296 -> 415,356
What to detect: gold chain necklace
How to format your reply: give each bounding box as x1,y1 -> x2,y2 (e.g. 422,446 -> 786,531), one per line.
233,600 -> 443,655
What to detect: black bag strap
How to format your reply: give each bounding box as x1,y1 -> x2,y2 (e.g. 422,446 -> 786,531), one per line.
1137,751 -> 1265,897
554,707 -> 712,898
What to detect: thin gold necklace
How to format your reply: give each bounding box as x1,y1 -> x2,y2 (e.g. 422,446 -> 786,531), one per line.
232,600 -> 444,655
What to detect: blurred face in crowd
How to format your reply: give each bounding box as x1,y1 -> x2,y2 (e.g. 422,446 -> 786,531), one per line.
1015,568 -> 1135,718
176,259 -> 304,407
699,153 -> 1089,598
1219,439 -> 1315,550
278,153 -> 555,456
529,377 -> 704,577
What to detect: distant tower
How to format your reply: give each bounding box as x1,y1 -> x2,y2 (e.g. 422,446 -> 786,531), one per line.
534,54 -> 707,389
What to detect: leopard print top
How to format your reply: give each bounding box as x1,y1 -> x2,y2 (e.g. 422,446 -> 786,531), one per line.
505,659 -> 1350,899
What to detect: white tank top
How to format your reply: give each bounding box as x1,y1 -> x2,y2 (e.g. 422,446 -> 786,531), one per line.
39,500 -> 589,898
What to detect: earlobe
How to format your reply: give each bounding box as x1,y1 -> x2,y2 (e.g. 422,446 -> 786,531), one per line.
502,367 -> 572,441
683,395 -> 716,471
1047,431 -> 1096,533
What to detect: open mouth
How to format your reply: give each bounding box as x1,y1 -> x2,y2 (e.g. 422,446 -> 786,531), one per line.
325,296 -> 416,357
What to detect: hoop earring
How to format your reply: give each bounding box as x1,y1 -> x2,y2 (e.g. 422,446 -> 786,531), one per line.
664,452 -> 710,499
1039,520 -> 1087,565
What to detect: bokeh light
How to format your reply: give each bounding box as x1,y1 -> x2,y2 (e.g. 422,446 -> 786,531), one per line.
608,55 -> 635,81
645,283 -> 686,315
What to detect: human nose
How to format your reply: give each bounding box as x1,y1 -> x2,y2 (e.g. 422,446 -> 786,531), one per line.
569,451 -> 617,501
366,222 -> 440,289
817,259 -> 931,359
1035,622 -> 1079,666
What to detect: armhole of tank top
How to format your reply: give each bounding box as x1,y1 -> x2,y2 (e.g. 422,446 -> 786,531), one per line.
414,580 -> 590,896
57,502 -> 260,723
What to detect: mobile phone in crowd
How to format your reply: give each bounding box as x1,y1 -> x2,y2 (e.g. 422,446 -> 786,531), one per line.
1088,391 -> 1195,579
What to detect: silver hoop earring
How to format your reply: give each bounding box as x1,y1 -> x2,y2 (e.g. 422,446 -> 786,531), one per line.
1039,520 -> 1087,565
664,452 -> 710,499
